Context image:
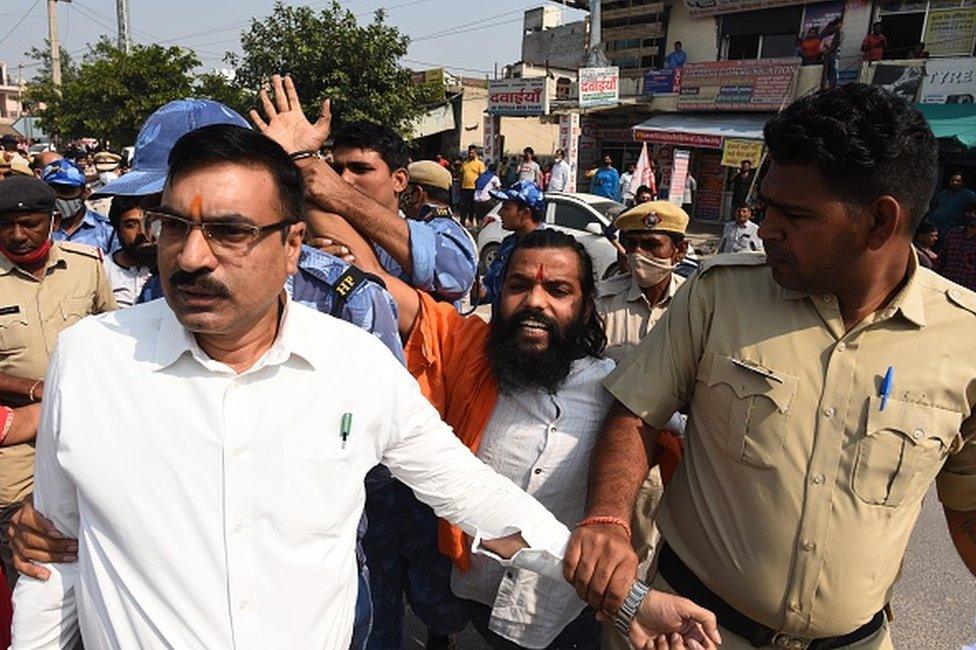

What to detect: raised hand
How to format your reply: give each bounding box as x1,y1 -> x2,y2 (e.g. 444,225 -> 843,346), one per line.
250,74 -> 331,155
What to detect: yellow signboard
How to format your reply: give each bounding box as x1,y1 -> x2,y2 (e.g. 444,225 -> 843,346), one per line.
924,8 -> 976,57
721,139 -> 764,167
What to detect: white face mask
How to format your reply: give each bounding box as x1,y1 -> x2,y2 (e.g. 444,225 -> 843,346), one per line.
627,252 -> 675,288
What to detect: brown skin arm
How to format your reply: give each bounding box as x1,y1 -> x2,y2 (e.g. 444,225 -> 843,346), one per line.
9,496 -> 78,581
0,372 -> 42,406
944,507 -> 976,577
3,403 -> 40,446
563,400 -> 658,616
304,206 -> 420,338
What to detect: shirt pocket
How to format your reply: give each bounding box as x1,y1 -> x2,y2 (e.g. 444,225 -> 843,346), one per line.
59,293 -> 93,326
704,354 -> 798,469
277,437 -> 358,537
0,314 -> 30,352
851,397 -> 962,508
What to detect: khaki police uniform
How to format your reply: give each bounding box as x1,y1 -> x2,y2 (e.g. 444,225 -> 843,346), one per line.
0,241 -> 116,578
597,201 -> 688,650
605,252 -> 976,649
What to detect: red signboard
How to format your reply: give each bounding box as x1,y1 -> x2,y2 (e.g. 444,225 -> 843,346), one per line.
634,129 -> 724,149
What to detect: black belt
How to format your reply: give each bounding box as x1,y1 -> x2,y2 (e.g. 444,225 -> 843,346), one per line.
657,543 -> 885,650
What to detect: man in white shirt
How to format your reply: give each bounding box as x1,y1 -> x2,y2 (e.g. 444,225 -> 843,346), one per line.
620,163 -> 636,206
12,122 -> 718,650
103,195 -> 156,307
548,149 -> 572,193
718,205 -> 763,254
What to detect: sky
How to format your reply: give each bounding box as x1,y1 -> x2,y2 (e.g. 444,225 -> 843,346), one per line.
0,0 -> 586,82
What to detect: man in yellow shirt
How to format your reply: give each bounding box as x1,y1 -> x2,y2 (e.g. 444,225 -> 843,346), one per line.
460,145 -> 485,228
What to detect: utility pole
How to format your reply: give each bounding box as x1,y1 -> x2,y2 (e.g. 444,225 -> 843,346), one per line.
116,0 -> 131,53
47,0 -> 71,90
586,0 -> 609,67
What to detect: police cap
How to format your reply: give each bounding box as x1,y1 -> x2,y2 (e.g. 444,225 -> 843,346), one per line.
0,176 -> 57,215
408,160 -> 452,192
614,200 -> 689,236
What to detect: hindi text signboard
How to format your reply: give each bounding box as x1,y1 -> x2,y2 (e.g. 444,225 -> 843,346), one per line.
579,67 -> 620,108
488,78 -> 549,116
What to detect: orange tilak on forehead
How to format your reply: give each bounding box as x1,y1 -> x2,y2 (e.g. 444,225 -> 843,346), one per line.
536,264 -> 545,282
188,193 -> 203,220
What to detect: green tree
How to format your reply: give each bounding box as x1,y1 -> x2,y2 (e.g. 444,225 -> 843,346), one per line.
229,1 -> 422,134
24,39 -> 199,146
194,71 -> 255,118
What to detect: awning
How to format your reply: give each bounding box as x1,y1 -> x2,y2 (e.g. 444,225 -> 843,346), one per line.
632,113 -> 773,149
916,104 -> 976,149
410,104 -> 455,140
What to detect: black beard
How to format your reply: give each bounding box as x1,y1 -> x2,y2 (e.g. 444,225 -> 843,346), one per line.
487,308 -> 586,395
124,242 -> 157,267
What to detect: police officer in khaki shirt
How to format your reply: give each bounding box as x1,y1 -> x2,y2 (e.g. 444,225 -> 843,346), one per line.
597,201 -> 692,649
564,85 -> 976,649
597,201 -> 689,365
0,176 -> 115,583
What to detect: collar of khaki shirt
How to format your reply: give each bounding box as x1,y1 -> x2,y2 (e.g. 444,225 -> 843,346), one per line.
152,294 -> 323,374
625,272 -> 682,307
0,242 -> 69,279
777,253 -> 926,328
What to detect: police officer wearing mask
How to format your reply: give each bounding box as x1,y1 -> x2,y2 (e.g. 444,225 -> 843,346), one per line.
597,200 -> 689,364
41,159 -> 115,255
0,176 -> 115,583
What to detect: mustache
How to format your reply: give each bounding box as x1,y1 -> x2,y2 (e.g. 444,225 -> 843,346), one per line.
168,269 -> 231,297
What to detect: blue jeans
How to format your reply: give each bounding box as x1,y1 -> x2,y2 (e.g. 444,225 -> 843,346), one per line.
462,599 -> 601,649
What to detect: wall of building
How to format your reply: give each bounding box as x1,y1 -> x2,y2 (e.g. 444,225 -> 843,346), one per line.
459,79 -> 561,159
660,1 -> 720,63
522,20 -> 587,69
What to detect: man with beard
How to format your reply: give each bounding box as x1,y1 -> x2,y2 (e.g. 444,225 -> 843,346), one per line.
567,84 -> 976,649
40,160 -> 115,256
353,227 -> 620,647
0,176 -> 115,584
103,197 -> 156,307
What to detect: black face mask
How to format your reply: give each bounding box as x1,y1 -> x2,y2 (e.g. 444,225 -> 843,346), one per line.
487,307 -> 587,395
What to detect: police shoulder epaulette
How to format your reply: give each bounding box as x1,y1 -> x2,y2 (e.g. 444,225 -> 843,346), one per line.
58,241 -> 103,261
698,252 -> 766,275
330,265 -> 386,317
946,285 -> 976,317
596,273 -> 631,298
425,205 -> 453,221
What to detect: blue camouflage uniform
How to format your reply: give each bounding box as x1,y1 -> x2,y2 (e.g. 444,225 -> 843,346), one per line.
53,208 -> 116,255
364,203 -> 475,648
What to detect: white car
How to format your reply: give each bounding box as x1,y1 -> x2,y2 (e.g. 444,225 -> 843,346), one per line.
476,192 -> 627,280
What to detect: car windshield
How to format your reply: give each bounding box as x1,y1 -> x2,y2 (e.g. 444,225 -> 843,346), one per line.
590,200 -> 626,219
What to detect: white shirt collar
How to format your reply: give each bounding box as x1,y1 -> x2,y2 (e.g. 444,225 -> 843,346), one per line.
152,295 -> 320,374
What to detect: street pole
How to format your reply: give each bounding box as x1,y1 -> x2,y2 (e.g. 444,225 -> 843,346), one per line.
116,0 -> 131,53
47,0 -> 62,90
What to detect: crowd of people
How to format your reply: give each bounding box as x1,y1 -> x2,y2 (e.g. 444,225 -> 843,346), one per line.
0,76 -> 974,650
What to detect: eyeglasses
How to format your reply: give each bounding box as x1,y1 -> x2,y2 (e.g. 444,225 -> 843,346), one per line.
145,210 -> 297,253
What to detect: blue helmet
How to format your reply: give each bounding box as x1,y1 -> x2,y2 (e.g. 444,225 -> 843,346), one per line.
489,180 -> 546,218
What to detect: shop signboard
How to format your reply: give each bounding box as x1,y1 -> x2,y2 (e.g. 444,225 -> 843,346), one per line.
643,68 -> 681,95
871,63 -> 924,102
923,8 -> 976,57
411,68 -> 446,104
677,58 -> 800,111
483,115 -> 501,163
920,57 -> 976,104
721,139 -> 764,167
634,128 -> 723,148
579,67 -> 619,108
697,151 -> 726,221
488,78 -> 549,116
668,149 -> 691,205
684,0 -> 809,17
558,113 -> 581,193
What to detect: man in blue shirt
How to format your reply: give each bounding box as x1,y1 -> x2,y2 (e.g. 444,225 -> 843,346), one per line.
480,180 -> 547,306
41,160 -> 115,255
590,155 -> 622,201
318,121 -> 477,308
929,171 -> 976,236
665,41 -> 688,69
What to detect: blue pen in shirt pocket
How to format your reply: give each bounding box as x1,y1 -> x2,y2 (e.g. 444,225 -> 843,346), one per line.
879,366 -> 894,411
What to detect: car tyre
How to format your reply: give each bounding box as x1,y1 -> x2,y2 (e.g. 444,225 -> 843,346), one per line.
479,243 -> 500,275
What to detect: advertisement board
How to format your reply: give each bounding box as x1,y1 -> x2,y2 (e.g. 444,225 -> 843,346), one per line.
721,139 -> 764,167
579,67 -> 620,108
677,58 -> 800,111
923,8 -> 976,57
558,113 -> 581,193
488,78 -> 549,116
668,150 -> 691,205
643,68 -> 681,95
920,57 -> 976,104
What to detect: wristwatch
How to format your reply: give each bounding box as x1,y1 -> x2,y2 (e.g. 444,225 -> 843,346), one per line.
613,580 -> 652,635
